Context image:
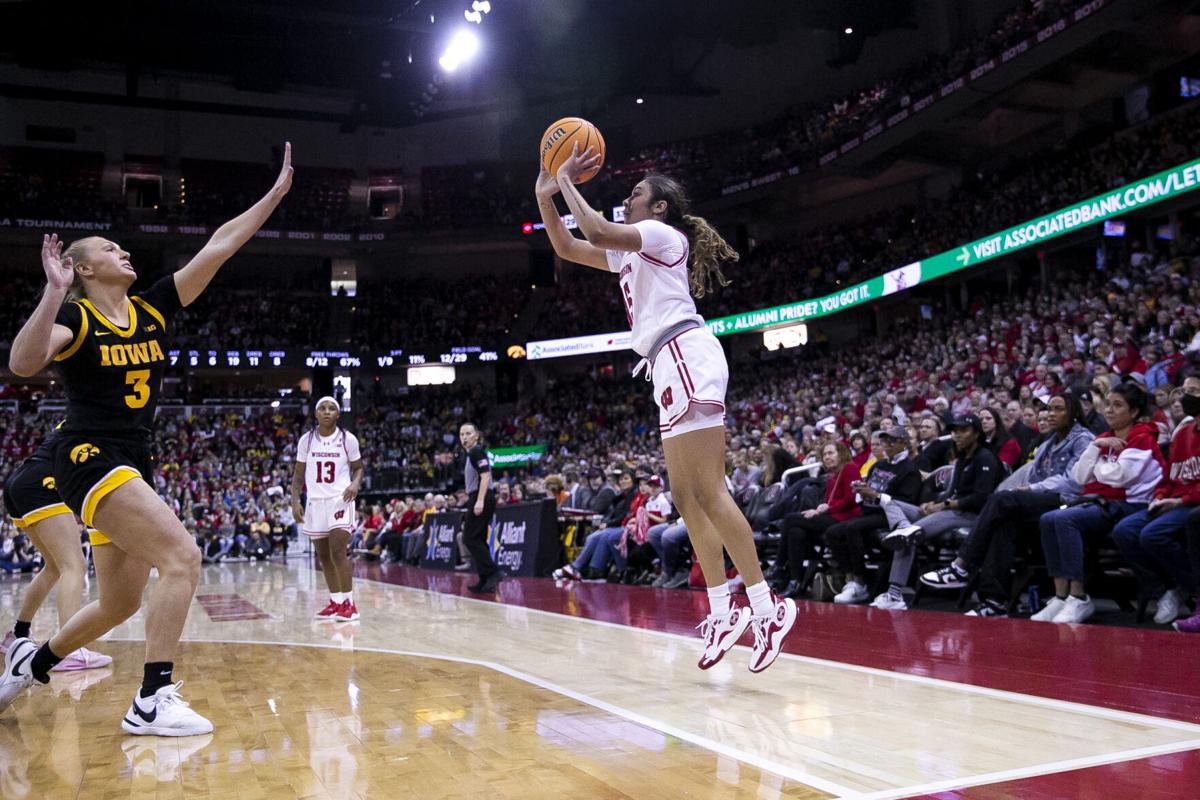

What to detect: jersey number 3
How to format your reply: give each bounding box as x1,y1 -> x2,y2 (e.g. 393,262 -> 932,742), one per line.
314,461 -> 336,483
124,370 -> 151,409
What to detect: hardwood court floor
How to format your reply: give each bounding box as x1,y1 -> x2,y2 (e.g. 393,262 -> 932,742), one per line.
2,560 -> 1199,799
2,641 -> 825,800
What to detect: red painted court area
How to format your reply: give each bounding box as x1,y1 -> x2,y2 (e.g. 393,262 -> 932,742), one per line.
195,592 -> 271,622
356,563 -> 1200,800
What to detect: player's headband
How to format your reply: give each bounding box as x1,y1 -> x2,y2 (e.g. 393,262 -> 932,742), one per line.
315,396 -> 339,412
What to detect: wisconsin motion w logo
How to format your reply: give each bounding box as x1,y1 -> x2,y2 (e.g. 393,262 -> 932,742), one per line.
70,443 -> 100,464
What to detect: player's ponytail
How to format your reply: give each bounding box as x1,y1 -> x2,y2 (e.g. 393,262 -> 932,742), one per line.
641,173 -> 739,299
61,238 -> 95,302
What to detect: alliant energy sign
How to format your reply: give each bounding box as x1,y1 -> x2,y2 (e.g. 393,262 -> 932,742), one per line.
526,156 -> 1200,359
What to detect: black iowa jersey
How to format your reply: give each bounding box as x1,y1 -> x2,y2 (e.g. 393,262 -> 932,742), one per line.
53,275 -> 181,435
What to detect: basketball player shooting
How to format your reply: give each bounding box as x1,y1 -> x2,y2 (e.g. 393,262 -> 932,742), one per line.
534,140 -> 799,674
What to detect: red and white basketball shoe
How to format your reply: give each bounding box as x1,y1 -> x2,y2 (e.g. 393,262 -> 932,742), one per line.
315,599 -> 341,620
696,605 -> 751,670
335,600 -> 360,622
747,594 -> 797,673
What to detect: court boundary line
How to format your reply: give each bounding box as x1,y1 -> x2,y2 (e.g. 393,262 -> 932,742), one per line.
104,635 -> 862,799
361,579 -> 1200,735
106,633 -> 1200,800
99,568 -> 1200,798
853,738 -> 1200,800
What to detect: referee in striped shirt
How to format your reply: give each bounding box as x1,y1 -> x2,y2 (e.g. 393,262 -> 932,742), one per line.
459,423 -> 501,593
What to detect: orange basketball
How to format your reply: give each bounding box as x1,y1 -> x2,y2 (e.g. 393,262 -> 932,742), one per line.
540,117 -> 605,183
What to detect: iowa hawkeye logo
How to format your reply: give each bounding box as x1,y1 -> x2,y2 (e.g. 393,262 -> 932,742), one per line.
41,476 -> 56,490
70,443 -> 100,464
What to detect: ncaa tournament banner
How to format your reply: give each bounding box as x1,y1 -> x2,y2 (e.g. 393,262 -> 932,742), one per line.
487,499 -> 560,577
421,510 -> 465,570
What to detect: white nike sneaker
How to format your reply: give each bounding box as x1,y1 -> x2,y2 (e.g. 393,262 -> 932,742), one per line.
121,681 -> 214,737
0,638 -> 37,713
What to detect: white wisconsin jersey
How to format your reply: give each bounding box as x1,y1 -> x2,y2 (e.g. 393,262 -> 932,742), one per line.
297,427 -> 362,501
605,219 -> 704,357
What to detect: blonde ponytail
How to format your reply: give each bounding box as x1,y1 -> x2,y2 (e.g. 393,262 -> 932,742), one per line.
61,238 -> 95,302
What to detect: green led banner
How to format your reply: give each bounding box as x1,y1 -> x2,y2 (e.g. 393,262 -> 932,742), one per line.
704,156 -> 1200,337
486,445 -> 546,468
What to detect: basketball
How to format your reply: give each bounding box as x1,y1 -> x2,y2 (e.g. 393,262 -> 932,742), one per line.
540,117 -> 605,183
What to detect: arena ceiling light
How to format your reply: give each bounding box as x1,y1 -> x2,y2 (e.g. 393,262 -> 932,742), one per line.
464,2 -> 492,24
439,29 -> 480,72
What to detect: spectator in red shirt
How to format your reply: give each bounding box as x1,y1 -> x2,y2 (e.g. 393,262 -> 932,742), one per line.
1114,374 -> 1200,629
979,407 -> 1021,472
778,442 -> 861,599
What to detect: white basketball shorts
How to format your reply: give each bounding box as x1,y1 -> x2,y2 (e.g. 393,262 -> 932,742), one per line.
651,327 -> 727,439
303,496 -> 356,537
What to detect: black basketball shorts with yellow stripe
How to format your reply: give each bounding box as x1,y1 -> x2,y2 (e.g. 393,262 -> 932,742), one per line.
51,433 -> 153,546
3,447 -> 73,531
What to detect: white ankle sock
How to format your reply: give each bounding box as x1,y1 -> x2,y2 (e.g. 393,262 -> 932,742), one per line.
344,591 -> 353,604
331,592 -> 346,603
746,581 -> 774,616
706,585 -> 731,617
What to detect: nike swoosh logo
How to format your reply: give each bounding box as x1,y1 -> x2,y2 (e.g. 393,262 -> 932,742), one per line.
132,700 -> 157,723
95,331 -> 112,337
11,650 -> 34,677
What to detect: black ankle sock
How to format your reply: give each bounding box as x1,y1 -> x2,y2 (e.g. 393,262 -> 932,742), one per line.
140,662 -> 174,698
29,643 -> 63,684
13,620 -> 31,640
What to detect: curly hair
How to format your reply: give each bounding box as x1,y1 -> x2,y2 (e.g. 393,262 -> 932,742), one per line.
639,173 -> 739,298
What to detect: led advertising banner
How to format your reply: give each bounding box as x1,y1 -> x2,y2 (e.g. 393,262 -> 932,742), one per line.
525,330 -> 634,361
486,445 -> 547,468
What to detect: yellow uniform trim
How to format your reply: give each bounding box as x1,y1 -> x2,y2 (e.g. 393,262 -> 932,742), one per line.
88,529 -> 111,546
79,297 -> 138,338
131,295 -> 166,329
16,502 -> 72,528
81,466 -> 141,528
53,303 -> 90,362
